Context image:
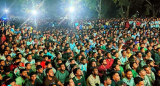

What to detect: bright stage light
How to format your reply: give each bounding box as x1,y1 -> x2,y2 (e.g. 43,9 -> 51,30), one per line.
4,9 -> 9,13
69,6 -> 75,13
32,10 -> 38,15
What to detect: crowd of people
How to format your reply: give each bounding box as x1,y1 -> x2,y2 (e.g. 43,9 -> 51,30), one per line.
0,17 -> 160,86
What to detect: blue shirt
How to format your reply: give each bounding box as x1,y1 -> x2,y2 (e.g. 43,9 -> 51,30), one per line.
70,43 -> 75,51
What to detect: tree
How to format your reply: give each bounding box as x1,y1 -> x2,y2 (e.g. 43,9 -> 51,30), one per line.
84,0 -> 102,18
112,0 -> 132,17
144,0 -> 160,17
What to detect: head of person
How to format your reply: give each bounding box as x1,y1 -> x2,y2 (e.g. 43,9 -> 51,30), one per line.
113,58 -> 121,65
46,68 -> 54,78
30,72 -> 37,81
102,76 -> 112,86
112,63 -> 120,71
45,62 -> 52,68
26,54 -> 32,61
91,67 -> 99,76
20,69 -> 28,79
6,79 -> 16,86
111,71 -> 120,82
59,63 -> 66,72
136,68 -> 146,78
80,58 -> 86,64
143,65 -> 151,74
134,77 -> 144,86
25,63 -> 31,70
125,69 -> 133,80
68,79 -> 75,86
73,68 -> 82,77
36,65 -> 43,74
130,62 -> 138,69
146,60 -> 154,67
99,59 -> 107,65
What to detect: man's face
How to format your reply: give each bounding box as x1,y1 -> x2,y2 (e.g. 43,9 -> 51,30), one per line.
47,69 -> 54,77
47,63 -> 52,68
60,64 -> 66,71
113,73 -> 120,82
0,61 -> 5,66
21,71 -> 28,77
38,68 -> 43,73
103,60 -> 107,65
31,74 -> 37,81
27,55 -> 32,60
93,68 -> 98,75
139,70 -> 146,76
133,63 -> 138,69
115,65 -> 120,71
91,62 -> 97,67
104,78 -> 112,85
126,71 -> 133,79
145,67 -> 151,74
26,64 -> 31,70
69,79 -> 75,86
76,69 -> 82,76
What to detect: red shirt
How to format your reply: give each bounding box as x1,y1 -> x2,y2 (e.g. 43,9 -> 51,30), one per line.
98,64 -> 109,77
106,58 -> 114,69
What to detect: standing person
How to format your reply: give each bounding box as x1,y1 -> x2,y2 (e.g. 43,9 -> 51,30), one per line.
43,68 -> 63,86
87,67 -> 100,86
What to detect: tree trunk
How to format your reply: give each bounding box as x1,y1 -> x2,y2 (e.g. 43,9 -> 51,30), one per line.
98,0 -> 102,19
152,5 -> 156,17
126,5 -> 130,17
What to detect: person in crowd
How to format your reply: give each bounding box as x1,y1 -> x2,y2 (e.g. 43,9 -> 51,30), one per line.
87,67 -> 100,86
43,68 -> 63,86
72,68 -> 87,86
55,63 -> 69,84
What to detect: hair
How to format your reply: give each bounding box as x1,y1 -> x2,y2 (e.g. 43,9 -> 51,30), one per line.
90,67 -> 97,73
113,58 -> 120,64
130,62 -> 136,68
36,65 -> 42,70
29,72 -> 36,77
25,63 -> 30,67
136,67 -> 143,74
73,68 -> 80,75
134,77 -> 143,85
143,65 -> 149,69
46,68 -> 52,74
112,63 -> 118,69
146,60 -> 153,65
45,61 -> 51,65
99,59 -> 105,64
20,69 -> 26,74
111,71 -> 118,78
125,69 -> 132,74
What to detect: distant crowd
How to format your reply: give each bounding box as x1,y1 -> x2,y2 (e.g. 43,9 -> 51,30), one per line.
0,18 -> 160,86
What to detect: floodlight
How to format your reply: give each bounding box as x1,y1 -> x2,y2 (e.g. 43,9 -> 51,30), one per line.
4,9 -> 9,13
32,10 -> 38,15
69,6 -> 75,13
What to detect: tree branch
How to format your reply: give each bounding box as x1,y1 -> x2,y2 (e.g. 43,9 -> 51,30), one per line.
146,0 -> 152,6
